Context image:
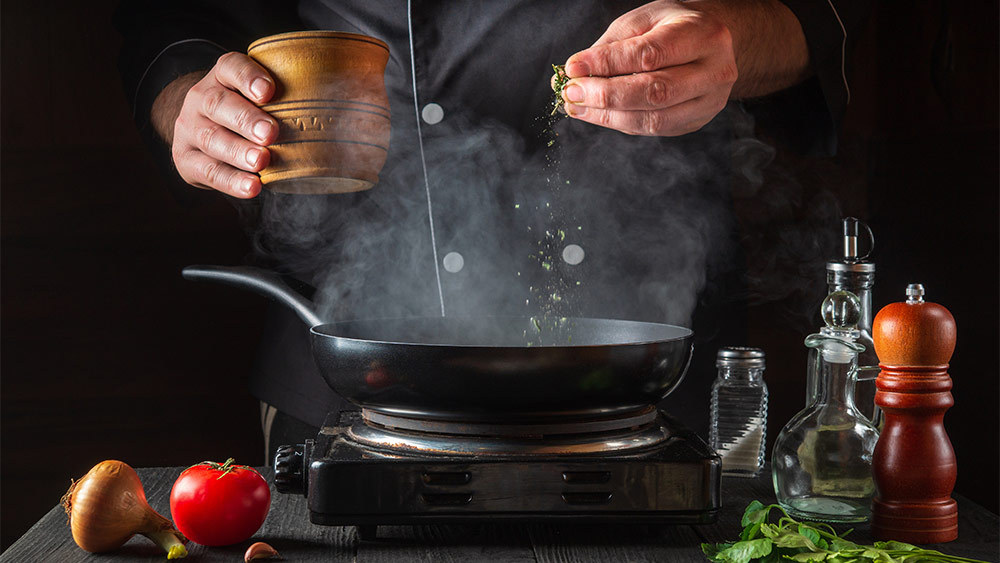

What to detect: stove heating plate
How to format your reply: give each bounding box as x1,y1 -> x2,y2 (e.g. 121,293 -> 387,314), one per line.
274,409 -> 720,538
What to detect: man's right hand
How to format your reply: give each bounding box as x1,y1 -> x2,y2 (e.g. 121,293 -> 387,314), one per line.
154,52 -> 279,198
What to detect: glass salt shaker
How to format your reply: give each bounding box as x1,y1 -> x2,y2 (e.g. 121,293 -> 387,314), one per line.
710,347 -> 768,477
773,290 -> 880,522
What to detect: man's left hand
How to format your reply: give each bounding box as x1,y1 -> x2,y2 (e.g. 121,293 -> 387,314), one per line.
560,0 -> 738,137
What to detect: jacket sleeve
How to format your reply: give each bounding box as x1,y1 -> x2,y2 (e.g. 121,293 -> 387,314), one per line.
746,0 -> 875,156
113,1 -> 301,195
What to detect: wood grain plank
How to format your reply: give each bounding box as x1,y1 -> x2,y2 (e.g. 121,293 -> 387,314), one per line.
528,523 -> 705,563
356,523 -> 536,563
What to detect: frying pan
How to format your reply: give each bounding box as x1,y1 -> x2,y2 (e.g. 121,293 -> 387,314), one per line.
182,265 -> 694,421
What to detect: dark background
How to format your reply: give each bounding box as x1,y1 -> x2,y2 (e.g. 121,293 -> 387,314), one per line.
2,0 -> 997,551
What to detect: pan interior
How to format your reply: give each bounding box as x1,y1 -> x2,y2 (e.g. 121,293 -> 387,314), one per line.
311,316 -> 692,347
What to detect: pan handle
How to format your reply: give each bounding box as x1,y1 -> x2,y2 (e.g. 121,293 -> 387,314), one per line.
182,265 -> 324,327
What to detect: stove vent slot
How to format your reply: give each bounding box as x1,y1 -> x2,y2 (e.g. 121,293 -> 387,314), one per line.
561,471 -> 611,484
421,471 -> 471,486
561,492 -> 613,505
420,492 -> 473,506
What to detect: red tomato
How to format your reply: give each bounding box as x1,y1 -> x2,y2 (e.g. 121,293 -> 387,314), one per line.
169,458 -> 271,546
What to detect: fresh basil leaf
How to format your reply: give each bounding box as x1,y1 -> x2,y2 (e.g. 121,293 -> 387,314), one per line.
761,548 -> 787,563
717,538 -> 774,563
701,542 -> 735,561
861,548 -> 899,562
742,523 -> 763,541
788,552 -> 829,562
742,500 -> 769,527
878,541 -> 917,552
773,532 -> 815,549
760,524 -> 782,539
815,538 -> 829,551
798,525 -> 821,546
829,538 -> 861,552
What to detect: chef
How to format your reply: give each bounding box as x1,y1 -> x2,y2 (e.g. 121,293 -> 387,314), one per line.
116,0 -> 872,460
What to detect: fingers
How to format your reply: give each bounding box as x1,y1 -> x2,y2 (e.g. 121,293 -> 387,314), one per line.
562,64 -> 710,111
213,52 -> 276,104
191,80 -> 278,146
564,96 -> 726,137
566,18 -> 722,78
170,52 -> 281,197
191,115 -> 271,171
174,143 -> 263,199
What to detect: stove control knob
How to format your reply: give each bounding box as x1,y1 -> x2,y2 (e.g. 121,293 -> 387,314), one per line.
274,443 -> 305,495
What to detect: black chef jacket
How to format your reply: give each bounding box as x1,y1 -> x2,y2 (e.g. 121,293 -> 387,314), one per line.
115,1 -> 873,435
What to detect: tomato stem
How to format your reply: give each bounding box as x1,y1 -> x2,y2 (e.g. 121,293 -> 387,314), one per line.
189,458 -> 257,480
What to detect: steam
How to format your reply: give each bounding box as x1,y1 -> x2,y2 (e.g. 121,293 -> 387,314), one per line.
237,101 -> 837,335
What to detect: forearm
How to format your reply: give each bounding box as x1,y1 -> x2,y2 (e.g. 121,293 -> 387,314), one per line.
151,71 -> 207,146
696,0 -> 810,98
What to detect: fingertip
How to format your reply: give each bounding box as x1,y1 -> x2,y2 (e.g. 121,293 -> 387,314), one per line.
253,119 -> 278,145
250,77 -> 274,103
257,147 -> 271,170
233,175 -> 263,199
245,146 -> 271,172
564,103 -> 587,118
565,56 -> 591,78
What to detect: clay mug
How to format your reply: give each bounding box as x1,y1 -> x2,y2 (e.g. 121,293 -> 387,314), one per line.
247,31 -> 390,194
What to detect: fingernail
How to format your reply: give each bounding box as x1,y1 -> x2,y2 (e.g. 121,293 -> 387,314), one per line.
242,177 -> 256,195
250,77 -> 271,100
253,120 -> 273,142
566,103 -> 587,117
566,60 -> 590,77
563,84 -> 584,104
246,148 -> 262,167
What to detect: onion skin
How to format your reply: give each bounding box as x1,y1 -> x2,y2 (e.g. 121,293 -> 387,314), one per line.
62,460 -> 187,558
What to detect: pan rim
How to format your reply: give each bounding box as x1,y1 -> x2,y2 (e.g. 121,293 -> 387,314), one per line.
308,315 -> 693,349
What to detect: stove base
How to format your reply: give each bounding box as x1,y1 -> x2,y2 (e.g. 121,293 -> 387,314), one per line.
276,410 -> 721,532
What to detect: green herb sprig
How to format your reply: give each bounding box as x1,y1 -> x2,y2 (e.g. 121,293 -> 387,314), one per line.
550,64 -> 569,115
701,501 -> 987,563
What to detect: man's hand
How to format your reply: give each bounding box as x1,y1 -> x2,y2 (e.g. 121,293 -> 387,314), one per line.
560,0 -> 808,137
152,53 -> 279,198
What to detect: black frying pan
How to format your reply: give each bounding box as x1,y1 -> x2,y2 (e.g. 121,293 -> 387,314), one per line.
182,265 -> 694,421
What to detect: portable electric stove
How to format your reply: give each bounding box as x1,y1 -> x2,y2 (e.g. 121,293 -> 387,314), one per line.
274,406 -> 721,539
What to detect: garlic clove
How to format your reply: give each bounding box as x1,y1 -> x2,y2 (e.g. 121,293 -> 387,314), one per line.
245,541 -> 280,561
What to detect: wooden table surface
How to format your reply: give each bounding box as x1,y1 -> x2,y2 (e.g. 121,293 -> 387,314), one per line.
3,467 -> 997,562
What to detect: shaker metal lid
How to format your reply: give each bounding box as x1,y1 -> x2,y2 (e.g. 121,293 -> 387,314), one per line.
827,260 -> 876,273
717,346 -> 765,368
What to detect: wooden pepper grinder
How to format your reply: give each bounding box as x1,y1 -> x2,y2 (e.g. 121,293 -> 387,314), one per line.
871,283 -> 958,543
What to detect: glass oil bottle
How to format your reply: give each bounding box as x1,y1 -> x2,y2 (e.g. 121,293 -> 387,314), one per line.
773,290 -> 880,522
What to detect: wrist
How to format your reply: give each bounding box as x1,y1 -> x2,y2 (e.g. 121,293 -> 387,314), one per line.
688,0 -> 809,98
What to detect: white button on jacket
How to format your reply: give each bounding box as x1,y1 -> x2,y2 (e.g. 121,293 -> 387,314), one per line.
421,102 -> 444,125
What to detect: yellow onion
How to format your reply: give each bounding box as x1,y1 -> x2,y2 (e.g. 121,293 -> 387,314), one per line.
62,460 -> 187,559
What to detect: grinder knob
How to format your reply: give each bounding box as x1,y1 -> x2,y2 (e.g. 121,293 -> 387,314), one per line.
274,443 -> 306,495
